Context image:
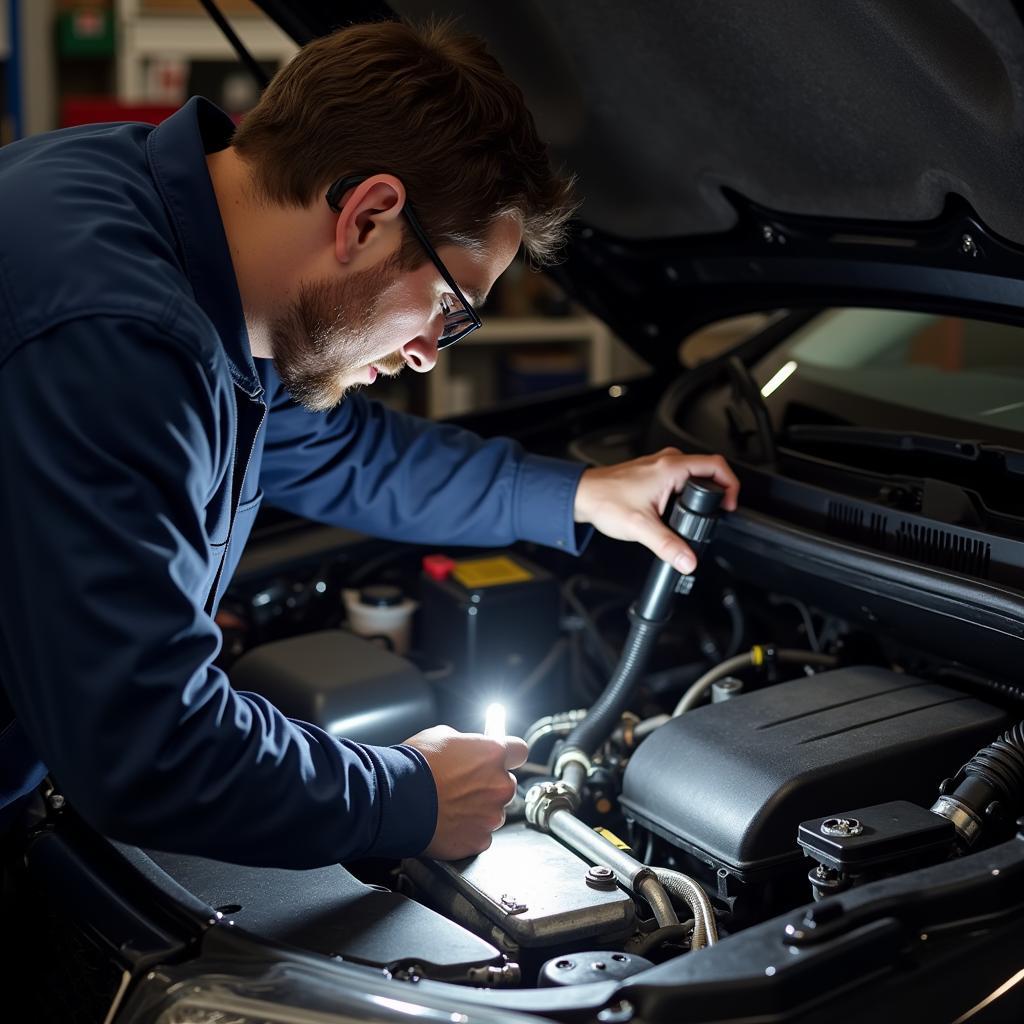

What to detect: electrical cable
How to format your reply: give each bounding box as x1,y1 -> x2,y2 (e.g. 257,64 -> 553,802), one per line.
769,594 -> 821,652
513,638 -> 570,702
562,577 -> 618,676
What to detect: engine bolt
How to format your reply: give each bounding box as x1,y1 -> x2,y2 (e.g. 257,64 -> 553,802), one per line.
586,865 -> 617,890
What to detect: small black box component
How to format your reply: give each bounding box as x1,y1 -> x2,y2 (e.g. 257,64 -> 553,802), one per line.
418,551 -> 561,729
797,800 -> 956,876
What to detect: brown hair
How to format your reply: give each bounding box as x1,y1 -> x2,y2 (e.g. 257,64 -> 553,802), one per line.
232,19 -> 576,267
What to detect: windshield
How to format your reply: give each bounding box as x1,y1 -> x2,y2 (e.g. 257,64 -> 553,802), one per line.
755,309 -> 1024,442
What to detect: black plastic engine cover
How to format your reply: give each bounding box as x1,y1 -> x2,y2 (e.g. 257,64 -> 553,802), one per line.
620,667 -> 1005,880
230,631 -> 437,746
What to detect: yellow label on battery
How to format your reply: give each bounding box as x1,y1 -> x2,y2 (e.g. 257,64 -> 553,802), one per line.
595,827 -> 631,851
452,556 -> 533,588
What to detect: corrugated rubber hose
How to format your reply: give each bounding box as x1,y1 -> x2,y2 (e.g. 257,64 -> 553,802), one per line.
562,611 -> 662,760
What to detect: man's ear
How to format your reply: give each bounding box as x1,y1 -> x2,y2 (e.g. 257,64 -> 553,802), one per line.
332,174 -> 406,266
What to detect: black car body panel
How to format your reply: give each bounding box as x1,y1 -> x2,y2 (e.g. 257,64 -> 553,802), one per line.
254,0 -> 1024,364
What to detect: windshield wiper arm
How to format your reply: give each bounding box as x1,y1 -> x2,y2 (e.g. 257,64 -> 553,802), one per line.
782,425 -> 1024,479
725,356 -> 778,464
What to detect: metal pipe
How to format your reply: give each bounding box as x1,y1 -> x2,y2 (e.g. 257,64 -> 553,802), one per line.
546,807 -> 678,927
547,808 -> 647,886
560,759 -> 587,795
672,648 -> 838,716
523,709 -> 586,755
633,714 -> 670,742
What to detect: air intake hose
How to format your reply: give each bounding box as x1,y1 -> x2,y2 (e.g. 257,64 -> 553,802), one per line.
557,478 -> 725,781
931,721 -> 1024,847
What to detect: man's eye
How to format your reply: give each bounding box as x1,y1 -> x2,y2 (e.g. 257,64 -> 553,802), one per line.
440,295 -> 453,317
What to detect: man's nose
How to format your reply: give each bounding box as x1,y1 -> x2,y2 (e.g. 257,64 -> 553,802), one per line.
401,335 -> 439,373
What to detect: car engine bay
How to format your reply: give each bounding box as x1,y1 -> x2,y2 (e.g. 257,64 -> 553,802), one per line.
14,310 -> 1023,1019
120,430 -> 1024,995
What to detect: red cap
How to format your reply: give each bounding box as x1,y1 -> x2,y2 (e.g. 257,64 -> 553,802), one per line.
422,553 -> 457,581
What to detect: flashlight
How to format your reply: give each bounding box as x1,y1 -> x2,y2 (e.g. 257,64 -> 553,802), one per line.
484,702 -> 506,738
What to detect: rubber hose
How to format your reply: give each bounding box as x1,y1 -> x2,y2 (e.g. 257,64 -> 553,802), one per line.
936,667 -> 1024,706
673,648 -> 838,716
653,868 -> 719,949
627,921 -> 695,957
636,875 -> 680,929
964,721 -> 1024,802
562,612 -> 662,760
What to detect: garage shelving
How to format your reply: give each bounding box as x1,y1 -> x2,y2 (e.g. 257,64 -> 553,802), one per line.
115,0 -> 296,101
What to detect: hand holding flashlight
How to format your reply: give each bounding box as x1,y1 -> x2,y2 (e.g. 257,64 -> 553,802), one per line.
405,706 -> 526,860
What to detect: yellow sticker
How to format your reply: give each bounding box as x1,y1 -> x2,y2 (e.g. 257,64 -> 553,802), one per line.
452,556 -> 533,588
595,827 -> 631,851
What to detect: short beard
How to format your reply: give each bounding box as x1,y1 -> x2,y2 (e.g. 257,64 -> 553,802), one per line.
269,253 -> 406,412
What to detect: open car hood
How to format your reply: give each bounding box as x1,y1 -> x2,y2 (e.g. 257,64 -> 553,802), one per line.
250,0 -> 1024,369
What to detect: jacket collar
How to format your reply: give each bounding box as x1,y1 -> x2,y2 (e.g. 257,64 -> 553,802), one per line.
147,97 -> 262,398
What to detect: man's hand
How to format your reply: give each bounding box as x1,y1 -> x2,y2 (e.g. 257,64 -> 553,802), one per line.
405,725 -> 528,860
574,448 -> 740,573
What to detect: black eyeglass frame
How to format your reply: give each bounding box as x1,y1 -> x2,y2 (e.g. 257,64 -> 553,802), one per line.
325,175 -> 483,350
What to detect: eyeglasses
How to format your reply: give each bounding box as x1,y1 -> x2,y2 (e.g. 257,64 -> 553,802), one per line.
325,176 -> 483,350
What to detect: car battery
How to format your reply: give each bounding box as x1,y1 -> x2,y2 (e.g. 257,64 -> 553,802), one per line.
417,551 -> 562,731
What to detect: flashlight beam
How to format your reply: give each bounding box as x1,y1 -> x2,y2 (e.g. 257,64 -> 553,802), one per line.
484,702 -> 507,738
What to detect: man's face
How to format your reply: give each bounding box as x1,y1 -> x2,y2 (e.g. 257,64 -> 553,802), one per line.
270,216 -> 522,412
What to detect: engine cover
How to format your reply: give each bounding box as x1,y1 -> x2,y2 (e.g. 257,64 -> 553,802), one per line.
620,666 -> 1005,881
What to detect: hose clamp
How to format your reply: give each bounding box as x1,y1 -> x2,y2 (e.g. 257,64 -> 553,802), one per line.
930,795 -> 983,846
524,781 -> 579,831
553,748 -> 592,781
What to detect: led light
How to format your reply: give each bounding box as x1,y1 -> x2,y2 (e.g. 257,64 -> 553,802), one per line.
484,702 -> 506,738
760,359 -> 798,398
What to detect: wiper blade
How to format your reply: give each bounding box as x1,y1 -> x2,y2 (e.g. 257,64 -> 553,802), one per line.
783,425 -> 1024,479
725,356 -> 777,464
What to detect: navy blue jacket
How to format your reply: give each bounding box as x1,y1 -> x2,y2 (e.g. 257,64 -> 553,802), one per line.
0,99 -> 587,866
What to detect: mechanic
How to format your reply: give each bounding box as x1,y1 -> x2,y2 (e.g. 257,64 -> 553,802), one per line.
0,20 -> 737,867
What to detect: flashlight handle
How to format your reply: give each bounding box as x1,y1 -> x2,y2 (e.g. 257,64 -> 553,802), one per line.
633,477 -> 725,622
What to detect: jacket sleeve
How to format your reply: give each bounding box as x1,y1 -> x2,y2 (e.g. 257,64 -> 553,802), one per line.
257,361 -> 590,553
0,316 -> 437,868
